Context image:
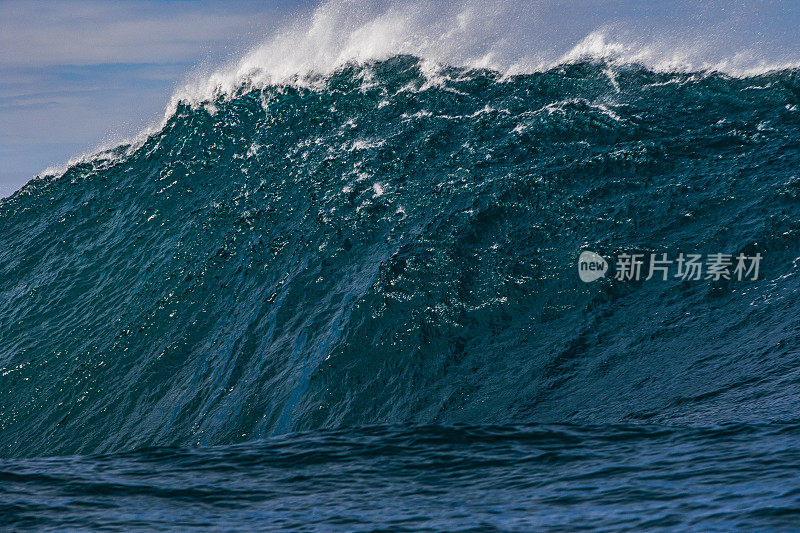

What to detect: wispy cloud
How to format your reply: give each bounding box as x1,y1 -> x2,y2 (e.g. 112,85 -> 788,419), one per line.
0,0 -> 307,66
0,0 -> 313,195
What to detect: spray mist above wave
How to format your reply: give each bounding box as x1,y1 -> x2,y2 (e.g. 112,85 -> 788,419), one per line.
171,0 -> 800,108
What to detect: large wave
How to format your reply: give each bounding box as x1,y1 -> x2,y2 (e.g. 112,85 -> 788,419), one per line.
3,1 -> 800,458
3,54 -> 800,457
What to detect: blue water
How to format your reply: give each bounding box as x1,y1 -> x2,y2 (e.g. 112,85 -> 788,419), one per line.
2,56 -> 800,529
4,423 -> 800,531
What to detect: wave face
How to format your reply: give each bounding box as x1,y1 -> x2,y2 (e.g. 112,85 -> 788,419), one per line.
3,58 -> 800,460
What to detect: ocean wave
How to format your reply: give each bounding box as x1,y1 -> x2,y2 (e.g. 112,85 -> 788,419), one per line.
2,56 -> 800,458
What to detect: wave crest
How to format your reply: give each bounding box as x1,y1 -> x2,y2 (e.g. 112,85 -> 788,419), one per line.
170,0 -> 800,110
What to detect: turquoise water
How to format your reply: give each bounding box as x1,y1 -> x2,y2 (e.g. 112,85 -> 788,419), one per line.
2,57 -> 800,529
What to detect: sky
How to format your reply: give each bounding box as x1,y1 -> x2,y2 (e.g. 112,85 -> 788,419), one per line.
0,0 -> 314,197
2,0 -> 800,198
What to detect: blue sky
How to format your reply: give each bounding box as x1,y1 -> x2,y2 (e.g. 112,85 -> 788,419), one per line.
0,0 -> 314,196
2,0 -> 800,197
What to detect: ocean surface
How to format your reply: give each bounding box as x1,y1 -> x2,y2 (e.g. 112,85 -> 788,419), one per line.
3,55 -> 800,530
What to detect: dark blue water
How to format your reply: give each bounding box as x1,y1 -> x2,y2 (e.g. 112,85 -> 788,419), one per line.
4,423 -> 800,531
3,57 -> 800,529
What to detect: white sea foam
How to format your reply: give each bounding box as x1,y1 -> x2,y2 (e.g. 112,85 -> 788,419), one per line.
168,0 -> 800,110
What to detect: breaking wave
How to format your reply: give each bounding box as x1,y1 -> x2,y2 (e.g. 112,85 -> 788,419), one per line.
4,53 -> 800,457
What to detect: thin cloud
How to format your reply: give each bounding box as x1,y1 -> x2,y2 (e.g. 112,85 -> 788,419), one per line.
0,0 -> 310,194
0,0 -> 294,67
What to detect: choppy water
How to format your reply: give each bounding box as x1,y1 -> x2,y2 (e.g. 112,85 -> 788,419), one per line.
3,55 -> 800,529
4,423 -> 800,531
